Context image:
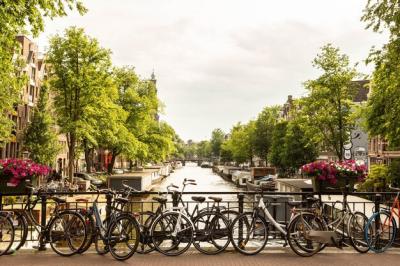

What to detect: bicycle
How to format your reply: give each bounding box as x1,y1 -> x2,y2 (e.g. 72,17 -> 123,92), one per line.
229,184 -> 325,257
77,187 -> 140,261
10,185 -> 87,256
310,188 -> 369,253
0,211 -> 14,256
364,185 -> 400,253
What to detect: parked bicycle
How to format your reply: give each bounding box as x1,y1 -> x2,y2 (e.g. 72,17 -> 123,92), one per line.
76,187 -> 140,261
10,185 -> 87,256
364,185 -> 400,253
229,184 -> 325,257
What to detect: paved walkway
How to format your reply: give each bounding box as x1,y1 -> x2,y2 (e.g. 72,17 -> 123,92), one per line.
1,249 -> 399,266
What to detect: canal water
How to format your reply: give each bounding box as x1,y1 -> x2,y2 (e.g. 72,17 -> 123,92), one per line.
156,162 -> 244,202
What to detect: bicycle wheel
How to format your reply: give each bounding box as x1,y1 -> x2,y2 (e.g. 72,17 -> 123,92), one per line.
94,217 -> 111,255
348,212 -> 369,253
78,211 -> 95,254
365,211 -> 397,253
48,211 -> 87,256
0,214 -> 14,256
11,212 -> 28,251
137,211 -> 156,254
107,214 -> 140,261
229,212 -> 268,255
221,209 -> 239,225
150,211 -> 194,256
193,211 -> 230,255
287,212 -> 324,257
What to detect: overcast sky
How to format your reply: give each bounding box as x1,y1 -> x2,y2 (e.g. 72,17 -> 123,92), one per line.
37,0 -> 387,141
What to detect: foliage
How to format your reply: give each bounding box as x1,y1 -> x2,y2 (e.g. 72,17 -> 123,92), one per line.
222,122 -> 256,165
361,0 -> 400,36
0,158 -> 51,186
24,85 -> 60,166
299,44 -> 359,160
252,106 -> 280,161
366,38 -> 400,146
270,120 -> 318,176
47,27 -> 113,179
359,164 -> 389,191
388,159 -> 400,187
196,140 -> 212,159
210,129 -> 225,159
270,121 -> 288,173
0,0 -> 86,143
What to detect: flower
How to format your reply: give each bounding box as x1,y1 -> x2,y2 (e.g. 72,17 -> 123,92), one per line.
301,160 -> 367,184
0,159 -> 51,186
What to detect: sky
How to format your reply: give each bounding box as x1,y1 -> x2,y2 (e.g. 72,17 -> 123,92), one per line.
36,0 -> 387,141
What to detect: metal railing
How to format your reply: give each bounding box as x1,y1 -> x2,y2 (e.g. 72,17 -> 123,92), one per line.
0,190 -> 399,247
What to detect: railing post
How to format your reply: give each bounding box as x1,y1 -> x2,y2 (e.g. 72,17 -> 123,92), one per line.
374,193 -> 381,236
172,191 -> 179,207
0,193 -> 3,211
106,192 -> 113,220
238,193 -> 244,214
237,193 -> 245,244
38,194 -> 47,251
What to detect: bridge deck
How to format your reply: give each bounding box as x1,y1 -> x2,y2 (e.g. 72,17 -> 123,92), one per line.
1,248 -> 398,266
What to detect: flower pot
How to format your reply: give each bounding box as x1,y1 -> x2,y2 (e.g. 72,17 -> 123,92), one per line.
312,176 -> 355,193
0,176 -> 38,194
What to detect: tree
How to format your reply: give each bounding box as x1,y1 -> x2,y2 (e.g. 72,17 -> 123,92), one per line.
0,0 -> 86,143
222,122 -> 256,165
253,106 -> 280,162
23,85 -> 60,165
270,121 -> 288,174
47,27 -> 113,180
361,0 -> 400,36
299,44 -> 359,161
196,140 -> 212,159
283,121 -> 318,175
210,129 -> 225,159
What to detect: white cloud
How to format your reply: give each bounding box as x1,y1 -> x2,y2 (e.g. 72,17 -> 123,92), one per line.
36,0 -> 387,141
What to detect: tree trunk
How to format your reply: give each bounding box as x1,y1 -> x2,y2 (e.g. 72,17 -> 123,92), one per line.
83,139 -> 93,173
107,150 -> 118,174
67,133 -> 76,183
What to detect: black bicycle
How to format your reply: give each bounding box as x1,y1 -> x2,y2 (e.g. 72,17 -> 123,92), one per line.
10,185 -> 87,256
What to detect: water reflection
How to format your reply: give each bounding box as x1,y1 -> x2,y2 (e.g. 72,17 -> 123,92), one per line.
157,162 -> 244,202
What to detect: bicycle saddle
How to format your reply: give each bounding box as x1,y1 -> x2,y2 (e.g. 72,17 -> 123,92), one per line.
208,196 -> 222,202
152,196 -> 167,204
50,196 -> 66,204
306,197 -> 319,203
191,196 -> 206,203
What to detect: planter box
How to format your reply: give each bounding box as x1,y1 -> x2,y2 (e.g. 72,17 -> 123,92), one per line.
0,179 -> 30,194
312,176 -> 355,193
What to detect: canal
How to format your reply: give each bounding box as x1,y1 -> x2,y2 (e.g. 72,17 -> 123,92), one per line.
155,162 -> 244,202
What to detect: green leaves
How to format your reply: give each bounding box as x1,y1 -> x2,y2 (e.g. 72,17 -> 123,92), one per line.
299,44 -> 359,160
0,0 -> 86,143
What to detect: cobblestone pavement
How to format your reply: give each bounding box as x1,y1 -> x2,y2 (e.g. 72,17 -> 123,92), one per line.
1,249 -> 399,266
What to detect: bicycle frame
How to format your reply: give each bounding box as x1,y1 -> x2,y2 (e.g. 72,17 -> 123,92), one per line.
257,196 -> 287,236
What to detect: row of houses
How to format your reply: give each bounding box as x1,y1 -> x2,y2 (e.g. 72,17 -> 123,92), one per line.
279,80 -> 397,169
0,36 -> 157,176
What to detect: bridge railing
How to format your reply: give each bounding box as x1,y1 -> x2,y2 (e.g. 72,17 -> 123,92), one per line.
0,190 -> 398,247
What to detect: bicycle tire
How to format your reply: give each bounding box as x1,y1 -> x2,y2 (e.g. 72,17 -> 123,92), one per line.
287,212 -> 324,257
107,214 -> 140,261
192,211 -> 230,255
11,212 -> 28,251
78,211 -> 96,254
365,211 -> 397,253
0,214 -> 15,256
48,210 -> 87,256
348,212 -> 369,253
229,211 -> 269,255
137,211 -> 156,254
150,211 -> 194,256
